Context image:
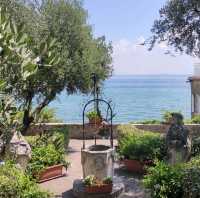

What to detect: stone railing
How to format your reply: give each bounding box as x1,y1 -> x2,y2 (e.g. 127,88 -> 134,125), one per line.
27,123 -> 200,139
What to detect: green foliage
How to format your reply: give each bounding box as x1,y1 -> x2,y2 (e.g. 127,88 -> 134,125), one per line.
26,129 -> 70,178
143,162 -> 184,198
148,0 -> 200,58
35,107 -> 62,123
117,125 -> 166,161
0,161 -> 50,198
26,143 -> 69,178
86,111 -> 101,120
162,111 -> 183,123
0,8 -> 39,81
0,95 -> 24,156
191,137 -> 200,157
83,175 -> 96,186
83,175 -> 113,186
182,166 -> 200,198
103,177 -> 113,184
144,155 -> 200,198
189,115 -> 200,124
186,155 -> 200,167
1,0 -> 113,134
26,128 -> 69,152
130,111 -> 184,124
14,107 -> 62,125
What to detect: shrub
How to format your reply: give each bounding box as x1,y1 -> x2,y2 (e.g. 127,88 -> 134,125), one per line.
191,137 -> 200,157
117,125 -> 166,161
26,128 -> 69,152
182,156 -> 200,197
190,115 -> 200,124
26,143 -> 69,178
182,167 -> 200,198
35,107 -> 63,123
143,156 -> 200,198
0,162 -> 50,198
143,161 -> 184,198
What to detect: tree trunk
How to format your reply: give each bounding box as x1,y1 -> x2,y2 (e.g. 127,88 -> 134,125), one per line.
21,109 -> 34,135
21,97 -> 51,135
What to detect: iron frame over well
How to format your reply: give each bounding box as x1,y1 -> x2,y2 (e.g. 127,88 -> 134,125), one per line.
82,98 -> 114,149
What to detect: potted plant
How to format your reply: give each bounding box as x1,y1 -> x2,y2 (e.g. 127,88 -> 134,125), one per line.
118,125 -> 165,173
83,175 -> 113,194
86,111 -> 102,125
26,144 -> 70,182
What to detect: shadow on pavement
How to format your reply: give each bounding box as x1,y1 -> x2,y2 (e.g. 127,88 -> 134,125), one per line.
62,189 -> 75,198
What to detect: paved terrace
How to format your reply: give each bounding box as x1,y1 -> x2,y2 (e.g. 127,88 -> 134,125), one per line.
40,139 -> 148,198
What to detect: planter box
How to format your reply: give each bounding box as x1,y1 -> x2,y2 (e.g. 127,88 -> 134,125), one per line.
123,159 -> 144,173
85,184 -> 113,194
38,164 -> 66,183
123,159 -> 154,173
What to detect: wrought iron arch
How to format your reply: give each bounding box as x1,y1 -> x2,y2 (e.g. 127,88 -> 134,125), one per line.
82,98 -> 113,149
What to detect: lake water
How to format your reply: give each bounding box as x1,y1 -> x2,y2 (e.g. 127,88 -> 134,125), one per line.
49,75 -> 192,123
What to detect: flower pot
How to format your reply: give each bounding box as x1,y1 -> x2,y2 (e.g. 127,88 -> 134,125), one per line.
89,117 -> 102,125
123,159 -> 144,173
38,164 -> 66,183
85,184 -> 113,194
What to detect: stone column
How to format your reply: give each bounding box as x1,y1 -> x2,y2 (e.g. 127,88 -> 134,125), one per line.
188,77 -> 200,117
189,63 -> 200,117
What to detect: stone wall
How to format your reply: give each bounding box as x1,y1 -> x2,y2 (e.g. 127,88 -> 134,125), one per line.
27,123 -> 119,139
27,123 -> 200,139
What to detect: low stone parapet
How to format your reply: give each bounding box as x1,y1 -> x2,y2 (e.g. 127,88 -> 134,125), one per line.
27,123 -> 200,139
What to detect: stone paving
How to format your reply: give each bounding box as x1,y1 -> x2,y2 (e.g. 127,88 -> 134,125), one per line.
39,139 -> 147,198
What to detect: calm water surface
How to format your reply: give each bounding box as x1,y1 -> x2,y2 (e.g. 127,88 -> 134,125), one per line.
49,75 -> 191,123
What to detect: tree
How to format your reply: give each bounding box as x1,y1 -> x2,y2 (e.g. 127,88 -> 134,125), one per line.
0,0 -> 113,134
148,0 -> 200,57
0,8 -> 47,151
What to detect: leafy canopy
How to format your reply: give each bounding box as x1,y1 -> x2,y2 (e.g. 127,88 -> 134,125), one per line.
0,0 -> 112,133
148,0 -> 200,57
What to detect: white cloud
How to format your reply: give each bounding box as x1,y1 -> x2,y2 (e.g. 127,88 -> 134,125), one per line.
112,37 -> 194,75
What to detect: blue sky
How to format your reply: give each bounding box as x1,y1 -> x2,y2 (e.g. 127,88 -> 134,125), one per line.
84,0 -> 194,75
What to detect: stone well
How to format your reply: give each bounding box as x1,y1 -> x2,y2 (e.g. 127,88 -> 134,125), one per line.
81,144 -> 115,180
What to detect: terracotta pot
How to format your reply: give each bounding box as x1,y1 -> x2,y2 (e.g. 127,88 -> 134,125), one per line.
38,164 -> 66,183
85,184 -> 113,194
123,159 -> 144,173
89,117 -> 102,125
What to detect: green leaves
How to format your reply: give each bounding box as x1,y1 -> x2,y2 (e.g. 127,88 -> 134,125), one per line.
143,162 -> 184,198
143,156 -> 200,198
118,125 -> 165,161
0,8 -> 38,81
0,162 -> 50,198
149,0 -> 200,58
0,0 -> 112,134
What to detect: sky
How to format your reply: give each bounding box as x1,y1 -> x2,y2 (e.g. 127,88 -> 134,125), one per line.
84,0 -> 195,75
